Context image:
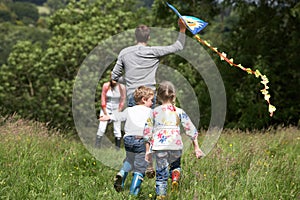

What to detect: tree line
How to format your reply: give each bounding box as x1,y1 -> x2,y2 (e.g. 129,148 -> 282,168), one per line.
0,0 -> 299,132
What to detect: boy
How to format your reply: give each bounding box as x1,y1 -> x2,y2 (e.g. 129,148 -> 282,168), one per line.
100,86 -> 154,196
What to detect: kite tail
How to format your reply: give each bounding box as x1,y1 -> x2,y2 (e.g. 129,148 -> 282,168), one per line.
194,34 -> 276,117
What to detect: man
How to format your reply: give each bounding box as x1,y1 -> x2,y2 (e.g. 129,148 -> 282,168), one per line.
112,19 -> 187,107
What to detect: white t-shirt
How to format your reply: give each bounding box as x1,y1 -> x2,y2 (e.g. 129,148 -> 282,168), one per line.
111,105 -> 151,137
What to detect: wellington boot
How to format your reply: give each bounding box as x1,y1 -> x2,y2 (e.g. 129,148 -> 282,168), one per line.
114,171 -> 128,192
129,172 -> 144,196
94,135 -> 102,149
115,137 -> 121,150
171,169 -> 180,192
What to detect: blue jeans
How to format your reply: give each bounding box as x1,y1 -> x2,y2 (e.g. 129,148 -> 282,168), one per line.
122,136 -> 148,175
127,93 -> 156,108
154,150 -> 182,196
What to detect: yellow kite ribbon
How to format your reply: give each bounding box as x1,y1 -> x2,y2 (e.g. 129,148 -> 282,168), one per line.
194,34 -> 276,117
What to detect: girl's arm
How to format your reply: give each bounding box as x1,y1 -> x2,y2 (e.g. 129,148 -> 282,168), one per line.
179,108 -> 205,158
143,110 -> 154,142
145,142 -> 152,163
144,111 -> 154,162
192,135 -> 205,159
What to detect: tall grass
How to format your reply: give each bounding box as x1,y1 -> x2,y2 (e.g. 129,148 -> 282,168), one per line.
0,116 -> 299,199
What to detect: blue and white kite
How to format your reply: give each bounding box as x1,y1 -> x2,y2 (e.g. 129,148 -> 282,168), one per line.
166,2 -> 208,35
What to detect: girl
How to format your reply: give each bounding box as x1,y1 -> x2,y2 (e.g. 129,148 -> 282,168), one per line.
143,81 -> 205,199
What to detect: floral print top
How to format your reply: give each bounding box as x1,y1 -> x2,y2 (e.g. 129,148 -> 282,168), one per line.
143,104 -> 198,150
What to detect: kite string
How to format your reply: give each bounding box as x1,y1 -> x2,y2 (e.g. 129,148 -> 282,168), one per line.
194,34 -> 276,117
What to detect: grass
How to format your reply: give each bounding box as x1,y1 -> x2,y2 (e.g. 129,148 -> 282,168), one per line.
0,115 -> 299,199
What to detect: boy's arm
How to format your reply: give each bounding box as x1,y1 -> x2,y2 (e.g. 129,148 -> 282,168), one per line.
99,115 -> 110,121
99,109 -> 128,122
111,109 -> 128,122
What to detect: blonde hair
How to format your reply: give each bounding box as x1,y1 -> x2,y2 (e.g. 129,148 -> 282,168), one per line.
134,86 -> 154,104
157,81 -> 176,104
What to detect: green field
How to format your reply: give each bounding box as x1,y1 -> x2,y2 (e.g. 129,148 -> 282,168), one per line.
0,116 -> 299,199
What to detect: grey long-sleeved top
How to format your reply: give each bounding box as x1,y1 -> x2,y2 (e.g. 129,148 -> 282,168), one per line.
111,32 -> 185,96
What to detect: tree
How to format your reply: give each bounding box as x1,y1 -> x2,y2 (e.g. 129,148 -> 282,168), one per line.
0,41 -> 43,118
10,2 -> 39,24
0,22 -> 51,65
218,0 -> 300,128
0,2 -> 12,22
0,0 -> 152,130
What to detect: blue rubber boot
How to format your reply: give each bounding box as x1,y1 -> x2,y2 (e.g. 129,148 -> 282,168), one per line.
122,172 -> 128,187
129,172 -> 144,196
114,171 -> 128,192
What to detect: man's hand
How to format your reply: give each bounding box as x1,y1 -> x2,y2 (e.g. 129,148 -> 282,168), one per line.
178,18 -> 186,33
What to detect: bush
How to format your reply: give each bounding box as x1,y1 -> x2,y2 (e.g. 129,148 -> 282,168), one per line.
0,10 -> 11,22
10,2 -> 39,24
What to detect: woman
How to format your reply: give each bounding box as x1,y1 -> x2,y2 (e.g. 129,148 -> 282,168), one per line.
95,75 -> 126,149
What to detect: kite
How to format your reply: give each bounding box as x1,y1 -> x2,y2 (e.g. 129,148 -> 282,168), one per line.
166,2 -> 208,34
167,2 -> 276,117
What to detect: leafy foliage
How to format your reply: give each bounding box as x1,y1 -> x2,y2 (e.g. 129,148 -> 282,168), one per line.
0,22 -> 51,65
0,0 -> 151,129
0,0 -> 299,130
220,0 -> 300,128
9,2 -> 39,24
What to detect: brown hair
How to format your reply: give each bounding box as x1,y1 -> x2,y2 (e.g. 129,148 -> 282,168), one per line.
134,86 -> 154,104
109,71 -> 117,90
135,25 -> 150,43
157,81 -> 176,104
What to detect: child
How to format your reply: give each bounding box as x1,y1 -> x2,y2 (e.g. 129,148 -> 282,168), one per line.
100,86 -> 154,196
143,81 -> 205,199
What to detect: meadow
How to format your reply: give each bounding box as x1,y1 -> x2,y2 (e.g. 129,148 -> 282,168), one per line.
0,115 -> 299,200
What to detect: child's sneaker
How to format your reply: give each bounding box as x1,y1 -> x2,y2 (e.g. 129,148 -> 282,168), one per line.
113,172 -> 123,192
171,169 -> 180,191
145,165 -> 155,179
